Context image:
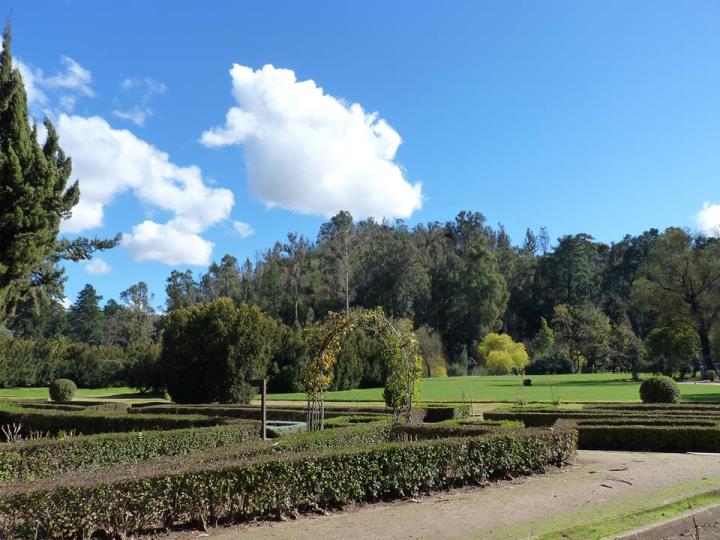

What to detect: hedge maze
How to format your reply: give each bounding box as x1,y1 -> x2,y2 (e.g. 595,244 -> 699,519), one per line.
485,403 -> 720,453
0,400 -> 576,538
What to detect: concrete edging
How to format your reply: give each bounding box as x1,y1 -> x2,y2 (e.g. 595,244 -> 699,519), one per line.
612,502 -> 720,540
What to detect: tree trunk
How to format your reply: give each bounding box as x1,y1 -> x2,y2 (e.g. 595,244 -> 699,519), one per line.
699,329 -> 715,371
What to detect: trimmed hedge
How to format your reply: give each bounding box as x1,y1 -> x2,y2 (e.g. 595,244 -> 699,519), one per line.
129,404 -> 382,422
48,379 -> 76,403
567,422 -> 720,453
0,423 -> 260,485
0,429 -> 576,538
639,375 -> 680,403
0,407 -> 232,436
420,404 -> 471,423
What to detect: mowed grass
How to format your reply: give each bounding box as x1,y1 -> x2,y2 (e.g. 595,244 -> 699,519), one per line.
267,373 -> 720,403
2,374 -> 719,404
0,386 -> 162,402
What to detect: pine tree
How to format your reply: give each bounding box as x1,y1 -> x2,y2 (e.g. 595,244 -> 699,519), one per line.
0,25 -> 116,322
68,284 -> 104,344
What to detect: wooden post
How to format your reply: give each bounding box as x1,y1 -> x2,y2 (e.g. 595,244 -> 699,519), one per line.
261,378 -> 267,441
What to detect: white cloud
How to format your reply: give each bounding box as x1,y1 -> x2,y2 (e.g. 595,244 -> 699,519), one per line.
201,64 -> 422,220
84,257 -> 112,275
122,221 -> 214,266
113,77 -> 166,126
57,114 -> 234,265
44,56 -> 94,97
16,55 -> 93,112
233,221 -> 255,238
697,202 -> 720,236
60,297 -> 71,310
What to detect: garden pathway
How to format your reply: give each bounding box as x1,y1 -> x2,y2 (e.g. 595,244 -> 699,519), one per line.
169,450 -> 720,539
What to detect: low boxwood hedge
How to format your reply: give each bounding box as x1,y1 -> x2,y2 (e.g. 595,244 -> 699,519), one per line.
0,422 -> 260,485
0,428 -> 576,538
128,404 -> 383,422
0,407 -> 232,436
568,422 -> 720,453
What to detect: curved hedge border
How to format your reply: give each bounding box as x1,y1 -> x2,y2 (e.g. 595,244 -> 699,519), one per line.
0,429 -> 576,538
0,422 -> 260,485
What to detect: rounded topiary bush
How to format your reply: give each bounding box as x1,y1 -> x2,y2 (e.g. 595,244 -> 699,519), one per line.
49,378 -> 77,403
639,375 -> 680,403
705,370 -> 717,381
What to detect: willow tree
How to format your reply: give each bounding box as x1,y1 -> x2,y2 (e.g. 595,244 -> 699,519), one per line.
303,307 -> 422,430
0,26 -> 116,322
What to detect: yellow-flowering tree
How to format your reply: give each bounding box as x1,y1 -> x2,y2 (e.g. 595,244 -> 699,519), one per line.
477,333 -> 529,375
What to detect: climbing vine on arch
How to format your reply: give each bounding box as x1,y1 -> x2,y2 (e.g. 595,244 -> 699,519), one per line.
302,307 -> 423,430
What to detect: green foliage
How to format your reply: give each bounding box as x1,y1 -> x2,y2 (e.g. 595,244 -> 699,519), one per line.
639,375 -> 680,403
48,378 -> 76,403
644,325 -> 701,376
0,26 -> 82,321
0,405 -> 230,436
706,370 -> 717,381
161,298 -> 276,404
633,228 -> 720,370
0,336 -> 130,388
552,303 -> 611,372
0,423 -> 259,485
525,351 -> 574,374
415,325 -> 447,377
68,284 -> 104,344
530,317 -> 555,359
124,342 -> 163,393
267,322 -> 307,393
477,333 -> 529,374
0,428 -> 576,538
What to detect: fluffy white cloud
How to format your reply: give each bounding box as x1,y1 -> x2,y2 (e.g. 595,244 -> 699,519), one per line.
201,64 -> 422,220
113,77 -> 167,126
57,114 -> 234,265
121,221 -> 213,266
84,258 -> 112,275
16,55 -> 93,112
697,202 -> 720,236
233,221 -> 254,238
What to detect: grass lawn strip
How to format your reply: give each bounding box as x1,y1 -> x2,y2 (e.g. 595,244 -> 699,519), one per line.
493,476 -> 720,540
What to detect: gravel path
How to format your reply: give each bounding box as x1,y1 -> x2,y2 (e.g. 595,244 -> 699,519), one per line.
165,450 -> 720,539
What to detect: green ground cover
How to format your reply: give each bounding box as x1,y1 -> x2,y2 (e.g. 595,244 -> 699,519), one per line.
2,373 -> 719,404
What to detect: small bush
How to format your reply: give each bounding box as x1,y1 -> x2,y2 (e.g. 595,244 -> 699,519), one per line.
639,375 -> 680,404
49,379 -> 76,403
523,378 -> 533,387
525,352 -> 574,375
705,370 -> 717,381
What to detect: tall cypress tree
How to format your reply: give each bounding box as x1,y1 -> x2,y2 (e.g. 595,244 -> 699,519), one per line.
0,25 -> 115,322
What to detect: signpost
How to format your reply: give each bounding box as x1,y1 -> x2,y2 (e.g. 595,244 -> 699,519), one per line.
252,378 -> 267,440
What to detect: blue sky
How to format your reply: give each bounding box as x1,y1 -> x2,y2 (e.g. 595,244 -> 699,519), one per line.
9,0 -> 720,309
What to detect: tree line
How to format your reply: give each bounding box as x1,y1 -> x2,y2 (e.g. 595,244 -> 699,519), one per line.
6,210 -> 720,391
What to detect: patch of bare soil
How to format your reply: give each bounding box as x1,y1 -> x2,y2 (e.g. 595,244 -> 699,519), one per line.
161,450 -> 720,540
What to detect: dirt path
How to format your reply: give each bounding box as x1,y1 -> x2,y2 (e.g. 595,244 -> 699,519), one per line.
166,451 -> 720,540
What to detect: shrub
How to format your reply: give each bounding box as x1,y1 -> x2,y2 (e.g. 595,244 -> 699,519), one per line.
569,423 -> 720,453
639,375 -> 680,403
162,299 -> 276,404
415,325 -> 448,378
477,333 -> 529,374
49,379 -> 76,402
0,429 -> 576,538
525,352 -> 574,375
523,378 -> 533,387
706,370 -> 717,381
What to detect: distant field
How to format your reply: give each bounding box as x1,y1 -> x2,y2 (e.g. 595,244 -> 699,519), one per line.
2,374 -> 719,404
267,373 -> 720,403
0,386 -> 160,402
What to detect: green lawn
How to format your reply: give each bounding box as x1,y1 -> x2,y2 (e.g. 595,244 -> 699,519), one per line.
2,374 -> 720,404
267,373 -> 720,403
0,386 -> 159,402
